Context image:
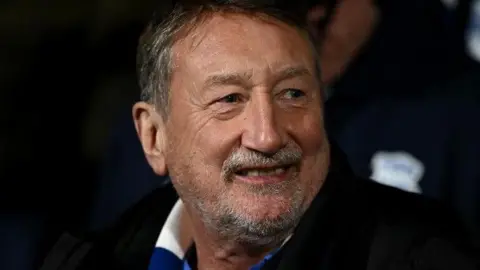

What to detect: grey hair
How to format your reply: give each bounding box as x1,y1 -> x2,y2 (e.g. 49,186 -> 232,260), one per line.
136,1 -> 323,117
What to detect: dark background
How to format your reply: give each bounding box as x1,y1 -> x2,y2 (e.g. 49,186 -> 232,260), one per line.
0,1 -> 160,269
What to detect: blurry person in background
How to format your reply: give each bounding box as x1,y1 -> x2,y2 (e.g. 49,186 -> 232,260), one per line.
40,1 -> 478,270
307,0 -> 480,246
306,0 -> 379,85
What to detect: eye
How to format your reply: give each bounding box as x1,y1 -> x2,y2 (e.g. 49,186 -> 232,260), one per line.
283,88 -> 306,99
218,93 -> 242,103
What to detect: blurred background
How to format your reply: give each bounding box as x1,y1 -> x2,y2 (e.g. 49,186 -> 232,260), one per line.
0,0 -> 478,269
0,1 -> 159,269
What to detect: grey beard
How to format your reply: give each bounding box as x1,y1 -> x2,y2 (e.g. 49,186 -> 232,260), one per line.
193,184 -> 305,248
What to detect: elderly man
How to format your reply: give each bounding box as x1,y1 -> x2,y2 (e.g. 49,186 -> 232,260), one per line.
40,1 -> 477,269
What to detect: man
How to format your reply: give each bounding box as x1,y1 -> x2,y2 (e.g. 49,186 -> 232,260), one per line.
40,1 -> 478,269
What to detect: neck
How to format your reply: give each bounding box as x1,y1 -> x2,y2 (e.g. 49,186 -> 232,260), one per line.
193,229 -> 280,270
186,207 -> 285,270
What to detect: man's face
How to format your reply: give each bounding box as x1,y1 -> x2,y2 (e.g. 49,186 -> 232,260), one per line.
164,14 -> 329,243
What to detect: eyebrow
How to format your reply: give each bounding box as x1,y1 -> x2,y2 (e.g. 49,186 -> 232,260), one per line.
204,71 -> 252,89
203,66 -> 311,89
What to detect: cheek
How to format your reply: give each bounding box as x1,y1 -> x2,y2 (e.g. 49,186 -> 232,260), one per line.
190,116 -> 242,166
168,140 -> 220,199
167,103 -> 215,162
292,111 -> 326,153
293,113 -> 329,184
166,115 -> 236,191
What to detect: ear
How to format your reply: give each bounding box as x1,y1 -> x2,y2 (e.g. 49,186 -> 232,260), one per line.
132,102 -> 168,176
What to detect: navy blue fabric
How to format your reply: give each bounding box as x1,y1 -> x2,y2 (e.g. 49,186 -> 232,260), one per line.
0,214 -> 48,270
148,248 -> 184,270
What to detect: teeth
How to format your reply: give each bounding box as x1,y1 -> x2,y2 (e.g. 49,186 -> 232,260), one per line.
242,167 -> 286,177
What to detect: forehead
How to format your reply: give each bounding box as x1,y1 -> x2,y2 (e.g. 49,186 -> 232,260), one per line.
171,13 -> 316,81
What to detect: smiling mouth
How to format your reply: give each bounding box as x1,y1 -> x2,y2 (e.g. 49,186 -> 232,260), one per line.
235,166 -> 290,177
234,165 -> 293,184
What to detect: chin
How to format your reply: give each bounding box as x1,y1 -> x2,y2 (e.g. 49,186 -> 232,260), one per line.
229,189 -> 305,222
227,201 -> 301,245
196,190 -> 304,245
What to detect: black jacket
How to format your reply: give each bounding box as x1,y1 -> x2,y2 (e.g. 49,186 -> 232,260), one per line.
40,147 -> 478,270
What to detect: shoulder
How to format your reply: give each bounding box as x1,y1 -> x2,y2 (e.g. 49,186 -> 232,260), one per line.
356,179 -> 479,269
94,183 -> 178,249
49,184 -> 178,270
358,178 -> 465,237
263,174 -> 477,269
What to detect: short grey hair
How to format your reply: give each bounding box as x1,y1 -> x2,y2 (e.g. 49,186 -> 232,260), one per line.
136,0 -> 321,117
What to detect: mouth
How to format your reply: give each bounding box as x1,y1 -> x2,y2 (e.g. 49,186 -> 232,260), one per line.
234,165 -> 293,184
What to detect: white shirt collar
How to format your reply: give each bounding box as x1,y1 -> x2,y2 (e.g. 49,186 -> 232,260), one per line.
155,200 -> 188,258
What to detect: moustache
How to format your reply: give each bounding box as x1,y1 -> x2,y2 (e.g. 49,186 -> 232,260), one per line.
222,145 -> 303,177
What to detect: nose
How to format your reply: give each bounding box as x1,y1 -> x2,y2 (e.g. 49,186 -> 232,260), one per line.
241,93 -> 285,155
